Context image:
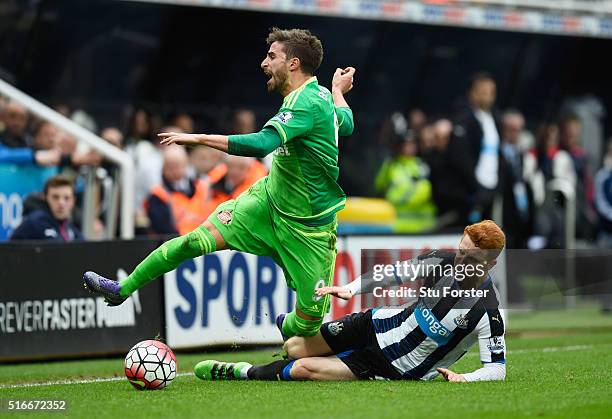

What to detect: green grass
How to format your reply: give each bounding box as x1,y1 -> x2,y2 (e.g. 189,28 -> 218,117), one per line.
1,309 -> 612,419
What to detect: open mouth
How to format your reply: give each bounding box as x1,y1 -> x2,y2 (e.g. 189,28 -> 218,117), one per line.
264,71 -> 273,86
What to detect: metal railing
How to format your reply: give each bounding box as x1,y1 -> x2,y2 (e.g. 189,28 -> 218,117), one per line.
0,78 -> 135,239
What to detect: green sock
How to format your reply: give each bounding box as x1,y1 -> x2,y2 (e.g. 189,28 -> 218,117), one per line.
281,310 -> 322,338
119,225 -> 217,297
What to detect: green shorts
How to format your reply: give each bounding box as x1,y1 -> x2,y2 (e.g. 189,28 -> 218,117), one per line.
208,178 -> 337,318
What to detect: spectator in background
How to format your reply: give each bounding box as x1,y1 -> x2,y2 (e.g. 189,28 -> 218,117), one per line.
146,146 -> 216,235
190,145 -> 225,181
232,108 -> 273,171
531,123 -> 575,185
421,119 -> 459,227
416,123 -> 435,154
559,113 -> 597,239
595,141 -> 612,248
125,107 -> 153,145
0,110 -> 61,167
0,96 -> 7,132
32,121 -> 58,151
528,123 -> 575,248
448,73 -> 502,224
171,112 -> 195,134
233,109 -> 257,134
125,108 -> 164,211
593,140 -> 612,313
211,155 -> 267,202
52,103 -> 71,117
375,133 -> 436,233
98,126 -> 124,179
10,175 -> 83,241
100,127 -> 124,149
1,100 -> 31,147
50,127 -> 102,170
500,110 -> 536,248
408,108 -> 427,137
559,114 -> 588,183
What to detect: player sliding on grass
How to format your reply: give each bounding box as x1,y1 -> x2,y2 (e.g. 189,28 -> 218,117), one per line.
194,220 -> 507,382
84,28 -> 355,339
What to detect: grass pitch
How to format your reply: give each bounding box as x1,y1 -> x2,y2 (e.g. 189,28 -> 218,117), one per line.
1,308 -> 611,419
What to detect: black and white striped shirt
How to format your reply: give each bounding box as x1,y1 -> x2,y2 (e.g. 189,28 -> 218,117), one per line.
367,250 -> 506,380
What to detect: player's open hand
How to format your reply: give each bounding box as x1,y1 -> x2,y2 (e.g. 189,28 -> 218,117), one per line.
158,132 -> 203,146
437,368 -> 467,382
315,286 -> 354,300
332,67 -> 356,95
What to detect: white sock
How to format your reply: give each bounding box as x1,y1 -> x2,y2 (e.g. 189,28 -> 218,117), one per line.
240,364 -> 252,379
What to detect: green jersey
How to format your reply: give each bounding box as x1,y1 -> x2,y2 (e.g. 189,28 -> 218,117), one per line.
264,76 -> 354,225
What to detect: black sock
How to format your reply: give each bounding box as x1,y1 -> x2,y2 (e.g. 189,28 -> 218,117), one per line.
247,360 -> 294,381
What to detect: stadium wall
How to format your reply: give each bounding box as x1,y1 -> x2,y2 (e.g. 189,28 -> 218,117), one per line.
0,240 -> 164,362
0,234 -> 463,361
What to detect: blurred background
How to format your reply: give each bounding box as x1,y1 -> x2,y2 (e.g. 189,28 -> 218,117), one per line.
1,0 -> 612,360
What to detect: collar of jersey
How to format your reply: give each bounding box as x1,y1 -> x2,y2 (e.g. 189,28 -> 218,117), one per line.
291,76 -> 317,93
282,76 -> 318,108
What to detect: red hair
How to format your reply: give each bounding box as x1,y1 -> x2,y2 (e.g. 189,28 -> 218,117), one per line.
464,220 -> 505,256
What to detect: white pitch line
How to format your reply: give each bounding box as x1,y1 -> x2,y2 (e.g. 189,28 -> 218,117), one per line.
0,372 -> 193,390
0,343 -> 604,389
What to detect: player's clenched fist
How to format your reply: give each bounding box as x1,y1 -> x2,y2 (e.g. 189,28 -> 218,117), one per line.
332,67 -> 356,95
437,367 -> 467,382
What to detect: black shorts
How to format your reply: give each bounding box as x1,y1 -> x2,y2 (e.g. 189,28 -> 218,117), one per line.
320,310 -> 403,380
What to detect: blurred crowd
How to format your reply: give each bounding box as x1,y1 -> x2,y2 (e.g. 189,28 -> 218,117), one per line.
375,72 -> 612,248
0,98 -> 267,241
3,71 -> 612,249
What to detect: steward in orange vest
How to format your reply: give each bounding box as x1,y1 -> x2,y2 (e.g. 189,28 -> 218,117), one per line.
210,156 -> 267,202
146,178 -> 216,235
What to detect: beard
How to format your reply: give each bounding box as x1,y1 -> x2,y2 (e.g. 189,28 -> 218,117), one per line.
267,67 -> 289,93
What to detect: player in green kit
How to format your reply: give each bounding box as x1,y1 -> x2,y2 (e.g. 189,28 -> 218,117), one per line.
83,28 -> 356,340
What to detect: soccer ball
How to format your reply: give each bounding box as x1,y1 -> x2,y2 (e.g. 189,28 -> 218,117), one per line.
124,340 -> 177,390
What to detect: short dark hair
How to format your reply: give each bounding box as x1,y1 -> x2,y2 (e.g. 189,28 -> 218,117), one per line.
469,72 -> 495,91
266,27 -> 323,75
558,112 -> 580,126
44,175 -> 75,195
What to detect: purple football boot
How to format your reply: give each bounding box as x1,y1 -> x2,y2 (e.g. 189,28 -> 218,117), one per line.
276,313 -> 289,342
83,271 -> 127,306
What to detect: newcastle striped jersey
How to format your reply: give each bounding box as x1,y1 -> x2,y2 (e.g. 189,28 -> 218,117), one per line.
370,250 -> 506,380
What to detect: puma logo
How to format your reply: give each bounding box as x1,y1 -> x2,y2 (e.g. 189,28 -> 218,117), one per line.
492,315 -> 501,323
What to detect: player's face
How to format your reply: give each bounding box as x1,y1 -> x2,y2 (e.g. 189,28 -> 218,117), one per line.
454,234 -> 492,275
46,186 -> 75,221
261,42 -> 290,93
469,80 -> 496,111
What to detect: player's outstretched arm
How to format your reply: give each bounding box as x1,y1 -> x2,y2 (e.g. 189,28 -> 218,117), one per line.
315,285 -> 356,301
158,127 -> 281,158
159,132 -> 229,152
437,363 -> 506,382
317,252 -> 446,300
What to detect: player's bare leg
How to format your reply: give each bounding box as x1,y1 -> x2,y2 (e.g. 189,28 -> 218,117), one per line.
289,357 -> 356,380
83,220 -> 226,305
194,356 -> 356,381
283,332 -> 333,359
